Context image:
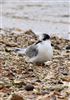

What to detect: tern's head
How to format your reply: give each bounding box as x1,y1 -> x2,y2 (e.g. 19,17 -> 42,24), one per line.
42,34 -> 50,40
39,33 -> 50,41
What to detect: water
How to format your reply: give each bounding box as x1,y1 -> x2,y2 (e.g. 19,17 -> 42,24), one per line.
0,0 -> 70,39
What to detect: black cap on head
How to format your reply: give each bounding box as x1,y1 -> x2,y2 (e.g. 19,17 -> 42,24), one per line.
43,33 -> 50,40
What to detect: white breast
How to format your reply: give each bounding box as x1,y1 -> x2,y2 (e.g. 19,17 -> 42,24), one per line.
32,40 -> 53,63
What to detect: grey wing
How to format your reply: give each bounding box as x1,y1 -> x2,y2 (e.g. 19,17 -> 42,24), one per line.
25,45 -> 38,58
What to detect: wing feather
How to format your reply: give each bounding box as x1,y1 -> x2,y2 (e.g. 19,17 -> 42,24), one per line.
25,45 -> 38,58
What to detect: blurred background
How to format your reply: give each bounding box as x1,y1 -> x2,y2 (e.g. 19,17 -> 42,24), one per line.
0,0 -> 70,39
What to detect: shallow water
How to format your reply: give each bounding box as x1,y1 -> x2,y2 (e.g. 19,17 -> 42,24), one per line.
0,0 -> 70,39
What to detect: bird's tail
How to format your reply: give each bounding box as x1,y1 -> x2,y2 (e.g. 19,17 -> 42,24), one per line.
14,48 -> 26,54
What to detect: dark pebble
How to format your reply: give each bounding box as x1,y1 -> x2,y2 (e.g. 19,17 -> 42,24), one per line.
31,74 -> 35,77
25,84 -> 34,91
58,81 -> 63,84
36,79 -> 41,82
66,45 -> 70,50
63,72 -> 68,75
28,68 -> 33,72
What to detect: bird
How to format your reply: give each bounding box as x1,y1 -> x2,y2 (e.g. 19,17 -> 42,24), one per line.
15,34 -> 53,63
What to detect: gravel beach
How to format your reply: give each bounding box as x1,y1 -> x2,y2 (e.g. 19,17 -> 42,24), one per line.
0,28 -> 70,100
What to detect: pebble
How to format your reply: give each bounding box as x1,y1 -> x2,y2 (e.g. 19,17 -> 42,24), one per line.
33,89 -> 41,95
0,81 -> 4,90
66,45 -> 70,50
45,61 -> 52,66
8,94 -> 24,100
5,47 -> 12,52
61,76 -> 70,82
13,79 -> 25,88
0,84 -> 4,90
25,84 -> 34,91
41,91 -> 49,95
0,28 -> 70,100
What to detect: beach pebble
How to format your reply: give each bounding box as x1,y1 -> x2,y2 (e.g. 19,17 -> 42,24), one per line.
45,61 -> 52,66
0,28 -> 70,100
66,45 -> 70,50
25,84 -> 34,91
8,94 -> 24,100
13,79 -> 25,88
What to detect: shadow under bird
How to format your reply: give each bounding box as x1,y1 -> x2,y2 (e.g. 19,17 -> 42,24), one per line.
15,34 -> 53,63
